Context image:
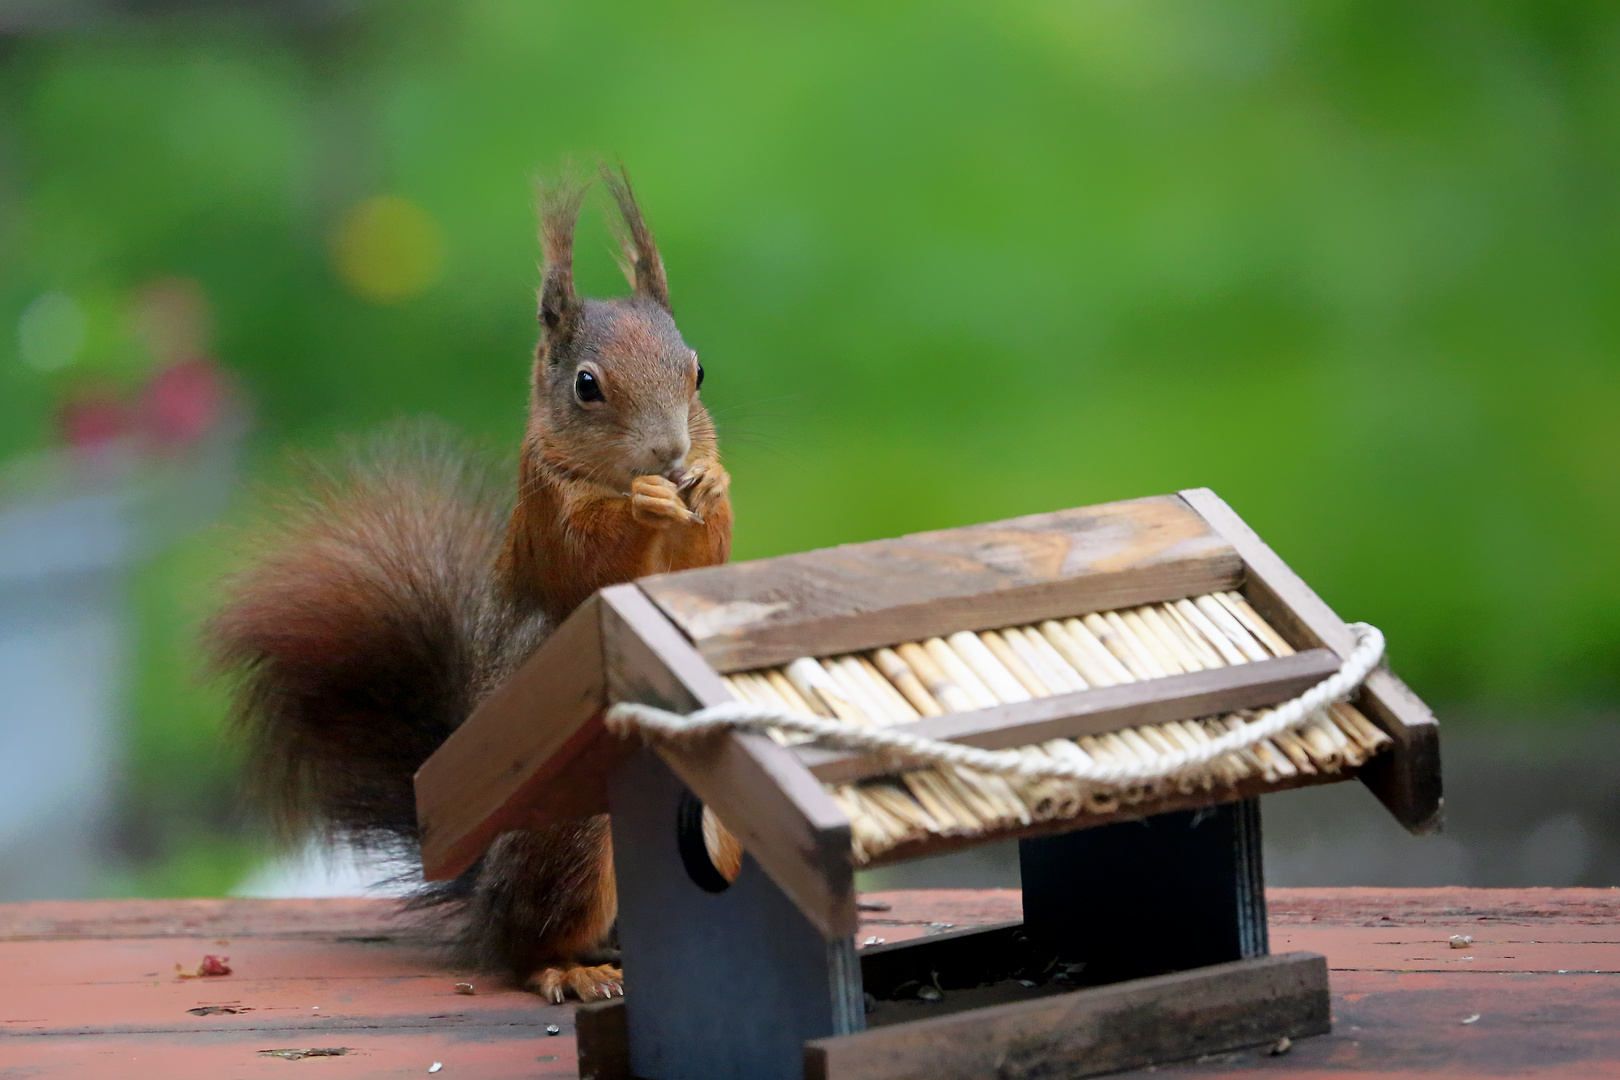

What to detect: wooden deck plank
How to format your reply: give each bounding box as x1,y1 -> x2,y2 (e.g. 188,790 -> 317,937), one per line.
1266,886 -> 1620,926
1271,927 -> 1620,974
0,1029 -> 580,1079
5,936 -> 446,988
853,889 -> 1022,931
0,897 -> 405,941
0,937 -> 574,1038
1134,971 -> 1620,1079
2,889 -> 1616,1078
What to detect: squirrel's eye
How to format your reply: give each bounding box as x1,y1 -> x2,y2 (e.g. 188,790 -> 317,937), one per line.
695,363 -> 705,391
574,369 -> 604,403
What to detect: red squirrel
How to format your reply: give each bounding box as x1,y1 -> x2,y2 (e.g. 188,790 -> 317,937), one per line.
210,165 -> 732,1002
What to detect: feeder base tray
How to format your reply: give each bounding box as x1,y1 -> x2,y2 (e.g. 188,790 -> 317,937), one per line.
577,950 -> 1329,1080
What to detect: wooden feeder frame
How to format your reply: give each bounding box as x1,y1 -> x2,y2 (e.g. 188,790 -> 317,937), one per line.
415,488 -> 1441,1080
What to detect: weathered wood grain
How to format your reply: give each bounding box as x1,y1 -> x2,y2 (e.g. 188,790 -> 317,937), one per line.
0,897 -> 403,941
6,890 -> 1620,1079
1266,884 -> 1620,927
576,998 -> 630,1080
1177,488 -> 1443,834
803,952 -> 1330,1080
414,595 -> 614,882
639,495 -> 1243,672
794,649 -> 1343,784
412,581 -> 862,932
602,584 -> 858,939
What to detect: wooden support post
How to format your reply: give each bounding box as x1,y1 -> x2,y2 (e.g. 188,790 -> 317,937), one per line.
608,747 -> 864,1080
1018,798 -> 1267,985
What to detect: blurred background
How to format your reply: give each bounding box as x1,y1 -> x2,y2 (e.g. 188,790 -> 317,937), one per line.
0,0 -> 1615,902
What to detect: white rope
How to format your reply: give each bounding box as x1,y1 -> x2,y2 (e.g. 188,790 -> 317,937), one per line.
605,623 -> 1385,788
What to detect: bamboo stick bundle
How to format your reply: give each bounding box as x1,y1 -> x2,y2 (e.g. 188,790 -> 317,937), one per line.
737,592 -> 1364,720
720,591 -> 1395,866
831,698 -> 1391,865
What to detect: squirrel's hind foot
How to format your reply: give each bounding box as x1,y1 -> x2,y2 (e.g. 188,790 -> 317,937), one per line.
524,963 -> 623,1003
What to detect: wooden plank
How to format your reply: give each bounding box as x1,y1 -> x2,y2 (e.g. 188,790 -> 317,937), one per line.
795,649 -> 1342,784
1265,884 -> 1620,927
0,937 -> 573,1031
0,896 -> 582,1080
1271,924 -> 1620,974
11,963 -> 1620,1080
414,595 -> 615,881
1353,667 -> 1444,830
601,584 -> 859,939
1177,488 -> 1443,834
601,584 -> 734,717
576,998 -> 631,1080
6,891 -> 1620,1080
0,1031 -> 581,1080
0,897 -> 402,941
803,952 -> 1330,1080
639,495 -> 1243,672
1270,969 -> 1620,1079
852,890 -> 1024,932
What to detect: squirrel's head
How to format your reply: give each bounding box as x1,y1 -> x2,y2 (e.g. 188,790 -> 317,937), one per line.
529,165 -> 711,492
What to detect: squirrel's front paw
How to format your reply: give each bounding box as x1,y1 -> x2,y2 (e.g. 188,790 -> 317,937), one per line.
632,475 -> 701,527
523,963 -> 623,1003
678,461 -> 730,520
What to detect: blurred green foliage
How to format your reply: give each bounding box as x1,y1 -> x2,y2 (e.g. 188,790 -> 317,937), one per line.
1,1 -> 1617,891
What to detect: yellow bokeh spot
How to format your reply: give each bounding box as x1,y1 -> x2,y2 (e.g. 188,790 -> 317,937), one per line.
330,195 -> 444,303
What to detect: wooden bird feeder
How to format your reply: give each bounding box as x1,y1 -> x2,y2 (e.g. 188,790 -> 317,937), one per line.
414,488 -> 1442,1080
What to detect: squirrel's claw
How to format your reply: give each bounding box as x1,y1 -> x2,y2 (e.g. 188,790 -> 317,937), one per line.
524,963 -> 624,1002
632,474 -> 702,527
680,460 -> 731,519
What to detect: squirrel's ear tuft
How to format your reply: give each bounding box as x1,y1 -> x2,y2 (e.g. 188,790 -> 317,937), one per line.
535,172 -> 589,344
599,160 -> 671,313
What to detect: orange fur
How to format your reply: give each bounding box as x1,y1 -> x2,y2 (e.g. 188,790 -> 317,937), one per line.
212,164 -> 730,1001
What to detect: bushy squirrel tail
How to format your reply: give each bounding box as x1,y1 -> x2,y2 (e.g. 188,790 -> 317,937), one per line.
209,421 -> 548,859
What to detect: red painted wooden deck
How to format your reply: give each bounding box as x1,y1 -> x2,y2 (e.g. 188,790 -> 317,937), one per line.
2,887 -> 1616,1078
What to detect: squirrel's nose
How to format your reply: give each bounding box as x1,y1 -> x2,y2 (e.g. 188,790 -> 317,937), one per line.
649,439 -> 689,476
643,421 -> 691,477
